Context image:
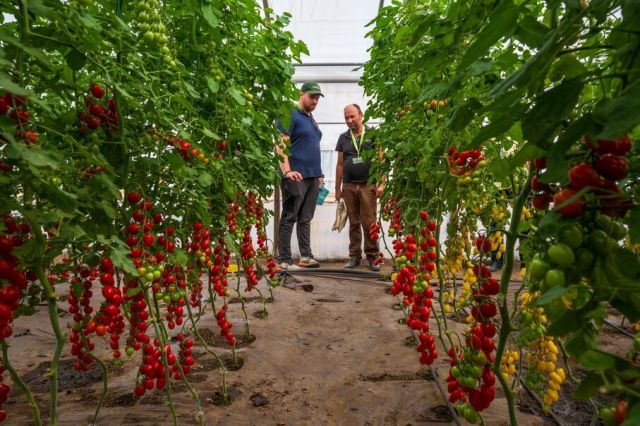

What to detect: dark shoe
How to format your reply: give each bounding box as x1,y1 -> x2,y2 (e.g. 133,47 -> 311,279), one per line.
344,258 -> 361,269
368,258 -> 380,272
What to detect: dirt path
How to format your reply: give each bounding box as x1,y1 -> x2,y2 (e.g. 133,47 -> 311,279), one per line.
4,268 -> 548,425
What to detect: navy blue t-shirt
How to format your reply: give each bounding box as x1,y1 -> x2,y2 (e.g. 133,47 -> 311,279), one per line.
276,109 -> 323,179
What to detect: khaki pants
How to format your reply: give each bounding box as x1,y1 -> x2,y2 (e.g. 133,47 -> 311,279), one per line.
341,182 -> 378,259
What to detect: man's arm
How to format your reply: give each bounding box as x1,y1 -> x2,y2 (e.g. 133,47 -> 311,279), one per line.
335,151 -> 344,201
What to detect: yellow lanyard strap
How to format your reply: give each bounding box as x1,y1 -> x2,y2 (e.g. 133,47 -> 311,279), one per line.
349,128 -> 365,155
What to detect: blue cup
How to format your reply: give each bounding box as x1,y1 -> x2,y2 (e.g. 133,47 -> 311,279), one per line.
316,185 -> 329,205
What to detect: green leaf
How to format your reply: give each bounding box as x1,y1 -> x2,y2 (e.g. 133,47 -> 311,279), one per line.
126,286 -> 143,297
65,48 -> 86,72
59,224 -> 87,240
515,13 -> 551,48
489,28 -> 562,97
572,371 -> 604,400
201,4 -> 221,28
594,82 -> 640,139
204,75 -> 219,94
521,79 -> 584,146
628,206 -> 640,244
0,73 -> 30,96
546,310 -> 582,335
549,54 -> 587,82
623,402 -> 640,426
95,200 -> 118,219
41,182 -> 78,212
11,238 -> 40,263
459,1 -> 519,70
227,87 -> 246,106
533,285 -> 568,305
580,350 -> 615,371
417,82 -> 450,102
447,104 -> 475,131
171,248 -> 189,266
197,172 -> 213,187
9,144 -> 59,168
564,328 -> 596,358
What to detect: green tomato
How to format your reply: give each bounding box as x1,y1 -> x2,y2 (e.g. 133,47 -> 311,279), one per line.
473,350 -> 488,366
469,364 -> 483,379
464,407 -> 480,424
596,214 -> 613,232
574,248 -> 595,272
153,270 -> 161,279
162,294 -> 171,304
125,346 -> 135,357
547,243 -> 575,267
451,366 -> 460,379
587,230 -> 612,255
599,406 -> 617,426
545,269 -> 566,288
145,272 -> 155,282
558,223 -> 584,249
529,255 -> 550,280
460,375 -> 477,388
611,222 -> 627,241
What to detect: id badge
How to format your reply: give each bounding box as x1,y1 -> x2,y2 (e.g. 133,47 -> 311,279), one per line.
352,156 -> 363,164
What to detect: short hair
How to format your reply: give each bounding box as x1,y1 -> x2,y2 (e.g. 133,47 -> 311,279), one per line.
345,103 -> 362,114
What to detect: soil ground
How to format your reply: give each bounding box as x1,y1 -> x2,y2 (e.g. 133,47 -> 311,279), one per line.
1,261 -> 632,425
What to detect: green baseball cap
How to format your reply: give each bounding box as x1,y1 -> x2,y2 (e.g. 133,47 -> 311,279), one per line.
300,81 -> 324,97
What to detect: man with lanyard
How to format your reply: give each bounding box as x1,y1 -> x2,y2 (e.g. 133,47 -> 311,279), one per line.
275,82 -> 324,270
335,104 -> 384,271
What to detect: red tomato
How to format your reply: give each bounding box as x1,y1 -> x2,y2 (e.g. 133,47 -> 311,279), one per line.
568,163 -> 601,189
595,154 -> 629,181
553,188 -> 583,217
90,83 -> 105,99
531,174 -> 551,191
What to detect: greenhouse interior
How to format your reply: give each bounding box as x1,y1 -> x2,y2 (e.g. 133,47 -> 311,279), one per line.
0,1 -> 639,425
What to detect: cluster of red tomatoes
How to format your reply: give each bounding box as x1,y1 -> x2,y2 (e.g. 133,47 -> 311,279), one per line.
79,84 -> 119,133
0,92 -> 36,148
210,239 -> 231,297
215,304 -> 236,346
0,216 -> 33,424
0,217 -> 31,343
165,136 -> 208,164
531,134 -> 632,217
382,197 -> 403,237
447,264 -> 498,422
133,338 -> 185,397
368,223 -> 385,266
447,146 -> 485,175
388,210 -> 439,364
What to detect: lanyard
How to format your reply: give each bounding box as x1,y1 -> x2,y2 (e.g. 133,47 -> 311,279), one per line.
349,128 -> 365,155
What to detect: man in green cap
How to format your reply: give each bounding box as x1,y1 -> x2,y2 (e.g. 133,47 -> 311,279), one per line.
275,81 -> 325,270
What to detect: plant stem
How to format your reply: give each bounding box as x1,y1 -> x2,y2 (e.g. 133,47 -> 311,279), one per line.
2,342 -> 41,425
141,286 -> 177,425
493,169 -> 533,426
88,354 -> 109,425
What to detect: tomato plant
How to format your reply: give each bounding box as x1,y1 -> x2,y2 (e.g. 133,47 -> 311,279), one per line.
364,0 -> 640,424
0,0 -> 306,424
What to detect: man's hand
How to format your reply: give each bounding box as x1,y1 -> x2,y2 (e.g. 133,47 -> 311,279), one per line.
286,171 -> 303,182
376,183 -> 385,198
335,187 -> 342,201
